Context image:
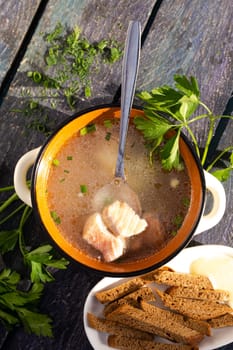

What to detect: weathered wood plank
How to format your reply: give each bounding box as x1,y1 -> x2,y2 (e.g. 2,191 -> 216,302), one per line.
0,0 -> 42,86
137,0 -> 233,145
10,0 -> 158,111
138,0 -> 233,108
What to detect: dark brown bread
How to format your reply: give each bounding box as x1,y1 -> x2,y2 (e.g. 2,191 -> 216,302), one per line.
108,334 -> 199,350
103,286 -> 156,316
87,312 -> 154,340
157,289 -> 233,320
208,313 -> 233,328
95,278 -> 145,304
140,266 -> 174,283
140,300 -> 211,336
106,304 -> 204,346
166,286 -> 229,302
154,270 -> 213,290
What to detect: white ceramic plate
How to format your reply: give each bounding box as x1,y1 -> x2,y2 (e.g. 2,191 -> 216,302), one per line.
83,244 -> 233,350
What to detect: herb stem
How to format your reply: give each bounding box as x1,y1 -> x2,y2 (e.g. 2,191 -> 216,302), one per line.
0,192 -> 19,213
189,114 -> 233,125
18,206 -> 32,257
185,124 -> 201,158
206,146 -> 233,172
187,114 -> 210,124
199,100 -> 212,115
0,203 -> 26,225
201,114 -> 215,166
0,185 -> 15,192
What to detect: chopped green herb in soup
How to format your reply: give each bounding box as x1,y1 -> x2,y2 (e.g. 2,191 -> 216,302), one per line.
46,117 -> 191,263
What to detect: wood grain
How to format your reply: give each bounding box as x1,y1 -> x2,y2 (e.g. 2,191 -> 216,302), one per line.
0,0 -> 41,86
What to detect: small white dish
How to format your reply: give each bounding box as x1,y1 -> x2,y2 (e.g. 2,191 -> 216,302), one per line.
83,244 -> 233,350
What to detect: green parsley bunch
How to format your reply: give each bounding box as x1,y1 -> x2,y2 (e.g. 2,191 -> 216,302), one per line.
134,75 -> 233,180
0,187 -> 69,336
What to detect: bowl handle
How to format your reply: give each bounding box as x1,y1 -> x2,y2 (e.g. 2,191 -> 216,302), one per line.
194,170 -> 226,235
13,147 -> 41,207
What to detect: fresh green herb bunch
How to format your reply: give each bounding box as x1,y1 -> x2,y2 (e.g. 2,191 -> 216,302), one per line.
0,186 -> 69,336
134,75 -> 233,180
27,22 -> 122,109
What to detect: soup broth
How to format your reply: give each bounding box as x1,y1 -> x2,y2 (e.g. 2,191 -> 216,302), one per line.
46,116 -> 191,263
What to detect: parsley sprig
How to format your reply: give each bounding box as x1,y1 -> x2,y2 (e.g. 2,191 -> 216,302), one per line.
135,75 -> 233,180
0,269 -> 52,336
0,186 -> 69,336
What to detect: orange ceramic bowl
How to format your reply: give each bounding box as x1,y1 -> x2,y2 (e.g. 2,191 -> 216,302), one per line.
31,105 -> 205,276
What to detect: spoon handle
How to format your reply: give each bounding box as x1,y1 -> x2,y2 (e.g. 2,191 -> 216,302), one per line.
115,20 -> 141,179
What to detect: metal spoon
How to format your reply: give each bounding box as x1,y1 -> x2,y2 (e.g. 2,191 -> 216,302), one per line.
93,20 -> 141,214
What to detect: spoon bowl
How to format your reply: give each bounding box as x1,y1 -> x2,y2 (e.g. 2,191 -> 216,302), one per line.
92,177 -> 142,214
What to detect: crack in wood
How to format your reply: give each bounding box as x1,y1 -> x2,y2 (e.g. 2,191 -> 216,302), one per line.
0,0 -> 49,106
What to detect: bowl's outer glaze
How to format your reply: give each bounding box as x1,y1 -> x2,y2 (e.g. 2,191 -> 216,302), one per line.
32,105 -> 205,276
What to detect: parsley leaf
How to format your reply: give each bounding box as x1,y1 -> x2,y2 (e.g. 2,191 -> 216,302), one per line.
174,74 -> 200,97
17,308 -> 53,337
179,94 -> 199,121
0,269 -> 20,286
211,168 -> 232,182
0,309 -> 19,327
134,112 -> 173,141
0,229 -> 19,254
211,151 -> 233,181
161,132 -> 181,171
25,244 -> 69,283
0,268 -> 52,336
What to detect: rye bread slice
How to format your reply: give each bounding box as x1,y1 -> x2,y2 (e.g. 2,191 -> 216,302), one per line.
106,304 -> 204,346
103,286 -> 155,316
95,278 -> 145,304
140,266 -> 174,283
207,313 -> 233,328
154,270 -> 213,290
166,286 -> 229,302
108,334 -> 199,350
140,300 -> 211,336
157,289 -> 233,320
87,312 -> 153,340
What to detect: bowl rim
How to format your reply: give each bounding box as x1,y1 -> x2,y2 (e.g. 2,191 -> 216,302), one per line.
31,103 -> 206,277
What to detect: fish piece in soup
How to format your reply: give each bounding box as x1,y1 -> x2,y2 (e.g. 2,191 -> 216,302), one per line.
102,200 -> 147,237
83,212 -> 125,262
127,212 -> 168,257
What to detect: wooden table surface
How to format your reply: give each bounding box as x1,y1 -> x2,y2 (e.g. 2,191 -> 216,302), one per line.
0,0 -> 232,349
